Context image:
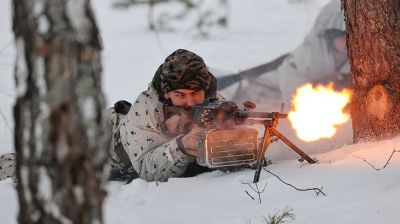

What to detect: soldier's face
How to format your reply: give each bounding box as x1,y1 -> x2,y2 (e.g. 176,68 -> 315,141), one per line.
164,89 -> 205,107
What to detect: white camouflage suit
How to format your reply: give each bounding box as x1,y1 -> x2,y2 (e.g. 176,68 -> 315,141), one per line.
108,49 -> 217,182
108,84 -> 196,182
0,153 -> 16,182
222,0 -> 349,111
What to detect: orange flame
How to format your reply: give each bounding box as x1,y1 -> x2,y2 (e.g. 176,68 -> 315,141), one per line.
288,83 -> 352,142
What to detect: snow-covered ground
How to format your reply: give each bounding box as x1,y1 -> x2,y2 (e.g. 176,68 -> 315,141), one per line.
3,136 -> 400,224
1,0 -> 399,223
103,138 -> 400,224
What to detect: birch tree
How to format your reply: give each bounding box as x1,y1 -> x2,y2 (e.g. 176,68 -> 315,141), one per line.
13,0 -> 110,223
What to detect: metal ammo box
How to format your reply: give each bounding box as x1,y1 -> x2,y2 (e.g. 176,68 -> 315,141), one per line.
197,127 -> 258,168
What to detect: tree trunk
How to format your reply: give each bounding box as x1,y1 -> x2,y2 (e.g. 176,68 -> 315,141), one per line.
342,0 -> 400,142
13,0 -> 110,223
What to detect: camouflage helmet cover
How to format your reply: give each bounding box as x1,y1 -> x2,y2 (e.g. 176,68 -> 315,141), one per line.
159,49 -> 212,93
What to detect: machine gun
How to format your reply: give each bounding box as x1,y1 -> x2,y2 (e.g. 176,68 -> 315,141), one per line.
192,100 -> 316,183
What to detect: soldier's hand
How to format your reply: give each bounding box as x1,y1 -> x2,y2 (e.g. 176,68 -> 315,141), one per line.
165,112 -> 193,135
180,125 -> 203,157
165,114 -> 181,134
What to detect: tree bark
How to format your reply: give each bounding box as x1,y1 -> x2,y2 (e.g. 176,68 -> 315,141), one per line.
342,0 -> 400,142
13,0 -> 110,223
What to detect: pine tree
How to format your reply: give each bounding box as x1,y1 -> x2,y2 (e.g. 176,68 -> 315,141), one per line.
342,0 -> 400,142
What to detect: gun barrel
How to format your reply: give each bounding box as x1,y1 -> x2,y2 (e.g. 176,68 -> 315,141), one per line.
236,111 -> 288,119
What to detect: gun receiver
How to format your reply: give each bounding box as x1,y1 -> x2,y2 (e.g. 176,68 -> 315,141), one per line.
192,100 -> 316,183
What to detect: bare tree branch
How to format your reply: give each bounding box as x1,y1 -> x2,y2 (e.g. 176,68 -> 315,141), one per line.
0,41 -> 12,54
353,147 -> 400,171
264,169 -> 326,196
383,148 -> 400,169
242,182 -> 268,203
0,108 -> 12,134
244,190 -> 255,201
352,154 -> 381,171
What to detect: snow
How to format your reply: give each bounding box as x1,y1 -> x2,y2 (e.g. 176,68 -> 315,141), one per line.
103,139 -> 400,224
0,0 -> 399,223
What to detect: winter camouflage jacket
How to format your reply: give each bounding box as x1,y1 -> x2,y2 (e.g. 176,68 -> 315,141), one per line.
222,0 -> 348,111
119,84 -> 193,182
0,153 -> 16,182
112,71 -> 217,182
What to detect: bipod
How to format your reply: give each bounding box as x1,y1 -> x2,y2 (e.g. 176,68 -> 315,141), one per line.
252,113 -> 316,183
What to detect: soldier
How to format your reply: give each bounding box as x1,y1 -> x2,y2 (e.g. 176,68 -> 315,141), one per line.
219,0 -> 349,111
107,49 -> 217,182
